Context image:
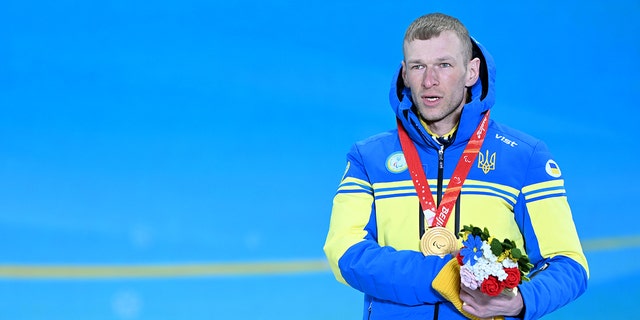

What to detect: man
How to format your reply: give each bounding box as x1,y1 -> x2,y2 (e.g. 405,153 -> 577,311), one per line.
323,13 -> 588,320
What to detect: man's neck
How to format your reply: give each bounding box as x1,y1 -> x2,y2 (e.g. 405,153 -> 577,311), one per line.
420,118 -> 459,139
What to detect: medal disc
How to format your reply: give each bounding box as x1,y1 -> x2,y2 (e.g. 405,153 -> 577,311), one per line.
420,227 -> 458,257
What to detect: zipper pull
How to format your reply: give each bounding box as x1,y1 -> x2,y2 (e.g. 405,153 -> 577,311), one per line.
529,262 -> 550,279
438,145 -> 445,169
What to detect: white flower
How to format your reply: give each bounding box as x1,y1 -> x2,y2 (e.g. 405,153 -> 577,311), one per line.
495,268 -> 508,281
468,240 -> 513,282
502,258 -> 518,269
481,242 -> 498,262
471,256 -> 500,281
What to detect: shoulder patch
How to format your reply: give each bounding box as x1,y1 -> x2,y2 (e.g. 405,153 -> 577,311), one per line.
545,159 -> 562,178
386,151 -> 407,173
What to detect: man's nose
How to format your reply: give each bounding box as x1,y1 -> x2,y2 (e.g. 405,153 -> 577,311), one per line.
422,68 -> 439,88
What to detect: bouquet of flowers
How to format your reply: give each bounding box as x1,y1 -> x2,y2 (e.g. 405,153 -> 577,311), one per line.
456,225 -> 534,297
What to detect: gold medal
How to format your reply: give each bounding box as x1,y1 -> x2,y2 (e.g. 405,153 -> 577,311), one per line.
420,227 -> 458,257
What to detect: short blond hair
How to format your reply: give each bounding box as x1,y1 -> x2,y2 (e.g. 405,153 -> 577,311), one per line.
403,13 -> 473,61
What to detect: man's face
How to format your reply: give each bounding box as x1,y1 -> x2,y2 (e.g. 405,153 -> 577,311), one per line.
402,30 -> 479,134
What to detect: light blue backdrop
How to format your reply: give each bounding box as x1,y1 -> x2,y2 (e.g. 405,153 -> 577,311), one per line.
1,0 -> 638,319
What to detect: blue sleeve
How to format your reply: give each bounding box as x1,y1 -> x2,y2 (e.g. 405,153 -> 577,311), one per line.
519,256 -> 588,320
339,239 -> 450,306
325,143 -> 450,306
515,141 -> 589,319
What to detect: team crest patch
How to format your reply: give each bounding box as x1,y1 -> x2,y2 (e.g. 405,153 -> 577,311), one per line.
478,150 -> 496,174
545,159 -> 562,178
386,151 -> 407,173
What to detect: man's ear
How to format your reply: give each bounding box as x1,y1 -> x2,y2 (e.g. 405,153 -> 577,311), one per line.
465,57 -> 481,87
401,60 -> 409,88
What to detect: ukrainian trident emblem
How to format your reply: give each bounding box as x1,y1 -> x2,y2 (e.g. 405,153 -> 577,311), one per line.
478,150 -> 496,174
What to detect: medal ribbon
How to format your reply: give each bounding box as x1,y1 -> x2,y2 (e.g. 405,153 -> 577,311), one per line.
397,111 -> 490,228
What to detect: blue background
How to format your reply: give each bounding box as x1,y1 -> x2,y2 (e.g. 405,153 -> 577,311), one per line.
1,0 -> 639,319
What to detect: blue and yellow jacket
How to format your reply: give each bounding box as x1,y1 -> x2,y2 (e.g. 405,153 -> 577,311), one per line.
323,38 -> 588,320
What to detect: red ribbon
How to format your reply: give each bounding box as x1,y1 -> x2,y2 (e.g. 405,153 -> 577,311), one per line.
397,111 -> 490,228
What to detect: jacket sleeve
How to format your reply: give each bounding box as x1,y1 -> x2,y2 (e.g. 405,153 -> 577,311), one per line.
323,143 -> 449,306
515,141 -> 589,320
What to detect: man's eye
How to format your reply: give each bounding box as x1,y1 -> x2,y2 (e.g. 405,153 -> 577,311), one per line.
411,65 -> 425,70
440,63 -> 452,68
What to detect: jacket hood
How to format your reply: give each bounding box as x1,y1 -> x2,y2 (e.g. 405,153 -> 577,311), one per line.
389,37 -> 496,148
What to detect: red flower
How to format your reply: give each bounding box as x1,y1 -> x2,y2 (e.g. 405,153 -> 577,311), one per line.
480,276 -> 505,297
456,249 -> 465,266
503,267 -> 521,288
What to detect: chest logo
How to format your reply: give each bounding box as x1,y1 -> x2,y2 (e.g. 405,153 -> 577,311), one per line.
496,134 -> 518,147
478,150 -> 496,174
386,151 -> 407,173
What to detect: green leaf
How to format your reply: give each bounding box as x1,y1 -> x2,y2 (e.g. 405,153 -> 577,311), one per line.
482,227 -> 491,240
490,238 -> 503,256
511,248 -> 522,259
506,239 -> 518,250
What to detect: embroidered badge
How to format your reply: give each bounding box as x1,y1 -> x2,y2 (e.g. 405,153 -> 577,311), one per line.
545,159 -> 562,178
478,150 -> 496,174
386,151 -> 407,173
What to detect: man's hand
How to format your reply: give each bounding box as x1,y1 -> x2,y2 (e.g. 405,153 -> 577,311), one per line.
459,284 -> 524,318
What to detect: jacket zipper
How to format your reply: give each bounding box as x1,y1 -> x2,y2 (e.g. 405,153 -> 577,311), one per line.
436,144 -> 445,206
421,143 -> 445,238
437,142 -> 462,237
367,301 -> 372,320
435,145 -> 445,320
420,143 -> 446,238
